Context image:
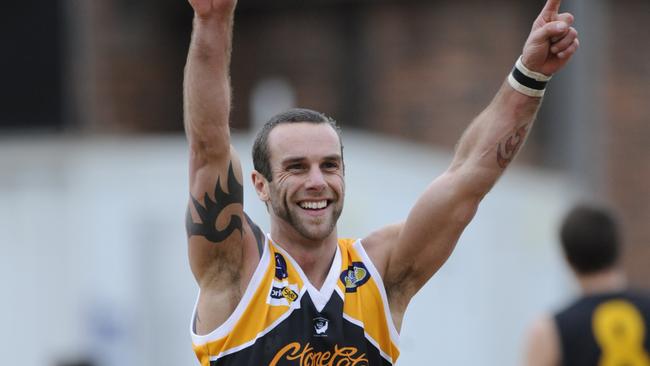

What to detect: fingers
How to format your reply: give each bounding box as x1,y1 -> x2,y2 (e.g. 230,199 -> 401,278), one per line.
528,21 -> 570,47
541,0 -> 563,21
190,0 -> 237,19
550,13 -> 574,42
550,27 -> 578,55
555,12 -> 574,26
557,38 -> 579,59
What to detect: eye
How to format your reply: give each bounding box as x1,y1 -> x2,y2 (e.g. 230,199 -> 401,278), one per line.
286,163 -> 305,172
322,161 -> 340,170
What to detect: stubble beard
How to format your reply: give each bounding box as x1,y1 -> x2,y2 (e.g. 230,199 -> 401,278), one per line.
270,188 -> 343,242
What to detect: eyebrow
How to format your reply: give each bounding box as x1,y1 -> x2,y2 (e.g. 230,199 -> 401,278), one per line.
280,157 -> 305,166
322,154 -> 343,162
280,154 -> 342,165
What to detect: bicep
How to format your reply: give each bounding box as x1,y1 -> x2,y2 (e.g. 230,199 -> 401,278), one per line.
186,147 -> 253,284
384,170 -> 482,295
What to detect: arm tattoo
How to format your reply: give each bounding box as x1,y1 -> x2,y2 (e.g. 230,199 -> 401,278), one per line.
496,124 -> 529,168
186,162 -> 243,243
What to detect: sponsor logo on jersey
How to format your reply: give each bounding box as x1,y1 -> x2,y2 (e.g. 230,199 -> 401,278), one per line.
313,317 -> 329,337
275,253 -> 288,280
268,280 -> 300,307
340,262 -> 370,293
270,342 -> 368,366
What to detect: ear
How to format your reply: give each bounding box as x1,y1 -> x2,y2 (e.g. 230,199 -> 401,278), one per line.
251,170 -> 270,202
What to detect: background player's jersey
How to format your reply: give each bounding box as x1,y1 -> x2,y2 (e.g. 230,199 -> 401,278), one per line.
191,236 -> 400,365
554,291 -> 650,366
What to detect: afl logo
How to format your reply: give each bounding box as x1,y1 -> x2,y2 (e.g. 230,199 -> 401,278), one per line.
275,253 -> 288,280
340,262 -> 370,293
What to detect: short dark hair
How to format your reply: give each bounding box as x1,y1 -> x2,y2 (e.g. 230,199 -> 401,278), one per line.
252,108 -> 342,181
559,204 -> 621,275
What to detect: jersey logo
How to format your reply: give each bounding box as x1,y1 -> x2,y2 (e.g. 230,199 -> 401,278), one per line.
592,299 -> 650,365
268,280 -> 300,307
270,342 -> 369,366
340,262 -> 370,293
313,316 -> 329,336
275,253 -> 288,280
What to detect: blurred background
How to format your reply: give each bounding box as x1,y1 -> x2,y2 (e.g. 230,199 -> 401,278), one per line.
1,0 -> 648,365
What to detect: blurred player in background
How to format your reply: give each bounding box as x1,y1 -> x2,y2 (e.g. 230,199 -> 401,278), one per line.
524,204 -> 650,366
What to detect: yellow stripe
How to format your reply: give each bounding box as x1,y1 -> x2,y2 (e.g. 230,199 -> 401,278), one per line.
341,239 -> 399,361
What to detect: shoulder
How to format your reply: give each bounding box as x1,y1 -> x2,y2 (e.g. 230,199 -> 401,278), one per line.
360,223 -> 403,278
527,314 -> 558,340
554,296 -> 584,318
625,289 -> 650,303
523,314 -> 560,366
362,222 -> 402,251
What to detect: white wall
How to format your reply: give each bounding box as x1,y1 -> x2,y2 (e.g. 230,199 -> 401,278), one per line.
0,131 -> 577,366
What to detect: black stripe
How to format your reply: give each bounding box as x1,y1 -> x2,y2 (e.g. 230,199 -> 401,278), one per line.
512,67 -> 548,90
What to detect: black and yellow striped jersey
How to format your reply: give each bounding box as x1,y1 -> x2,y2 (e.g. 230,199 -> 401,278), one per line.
191,236 -> 400,365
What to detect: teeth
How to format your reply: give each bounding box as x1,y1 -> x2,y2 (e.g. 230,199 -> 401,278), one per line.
300,200 -> 327,210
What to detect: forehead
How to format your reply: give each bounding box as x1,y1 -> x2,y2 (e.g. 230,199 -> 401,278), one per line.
267,122 -> 342,163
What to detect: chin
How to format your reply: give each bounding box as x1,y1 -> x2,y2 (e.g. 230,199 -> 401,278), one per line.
296,222 -> 337,242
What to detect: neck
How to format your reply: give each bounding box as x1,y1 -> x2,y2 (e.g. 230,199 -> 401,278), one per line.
576,267 -> 627,295
270,226 -> 339,290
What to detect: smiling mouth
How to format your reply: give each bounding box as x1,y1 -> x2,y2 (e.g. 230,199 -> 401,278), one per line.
298,200 -> 329,210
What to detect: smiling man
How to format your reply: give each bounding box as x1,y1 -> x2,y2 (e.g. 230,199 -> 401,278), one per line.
183,0 -> 579,364
254,117 -> 345,249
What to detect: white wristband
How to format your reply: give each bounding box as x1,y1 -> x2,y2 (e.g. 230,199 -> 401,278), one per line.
507,56 -> 552,98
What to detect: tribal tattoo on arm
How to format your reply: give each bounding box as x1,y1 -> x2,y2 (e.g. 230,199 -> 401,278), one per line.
186,162 -> 244,243
496,123 -> 530,169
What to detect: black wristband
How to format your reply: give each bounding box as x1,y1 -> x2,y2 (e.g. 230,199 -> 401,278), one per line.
511,67 -> 548,91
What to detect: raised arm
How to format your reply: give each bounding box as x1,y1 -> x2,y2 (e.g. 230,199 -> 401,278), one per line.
184,0 -> 235,158
184,0 -> 262,325
363,0 -> 579,320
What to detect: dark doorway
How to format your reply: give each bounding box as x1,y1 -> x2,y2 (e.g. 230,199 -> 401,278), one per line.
1,1 -> 65,131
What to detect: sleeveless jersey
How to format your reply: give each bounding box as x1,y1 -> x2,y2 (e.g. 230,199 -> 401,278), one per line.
190,236 -> 400,365
554,290 -> 650,366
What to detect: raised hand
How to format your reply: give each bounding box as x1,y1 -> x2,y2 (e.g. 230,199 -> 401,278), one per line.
188,0 -> 237,19
521,0 -> 579,76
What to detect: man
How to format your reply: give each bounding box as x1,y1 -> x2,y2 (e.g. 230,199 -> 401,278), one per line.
524,205 -> 650,366
184,0 -> 578,364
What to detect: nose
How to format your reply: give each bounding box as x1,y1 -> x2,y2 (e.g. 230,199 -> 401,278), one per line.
305,165 -> 326,191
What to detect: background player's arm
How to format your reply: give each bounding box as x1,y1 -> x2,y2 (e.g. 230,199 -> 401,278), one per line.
523,315 -> 560,366
364,0 -> 579,316
184,0 -> 260,312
